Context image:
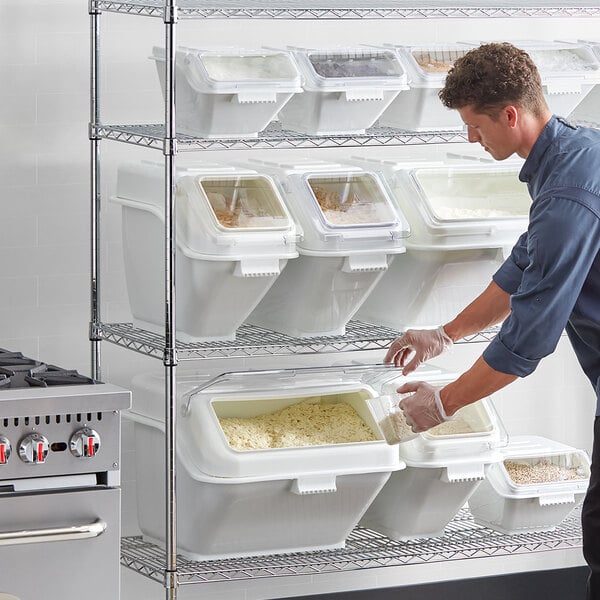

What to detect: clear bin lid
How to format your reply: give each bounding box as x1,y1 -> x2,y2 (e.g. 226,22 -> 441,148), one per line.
290,46 -> 408,89
197,176 -> 292,231
387,43 -> 472,85
489,435 -> 591,498
243,157 -> 410,254
152,46 -> 302,92
178,363 -> 408,480
511,40 -> 600,76
306,173 -> 398,228
411,166 -> 531,223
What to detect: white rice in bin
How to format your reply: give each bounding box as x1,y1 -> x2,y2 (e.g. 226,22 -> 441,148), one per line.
218,397 -> 377,450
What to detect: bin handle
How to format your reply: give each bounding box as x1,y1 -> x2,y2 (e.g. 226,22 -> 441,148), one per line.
538,493 -> 576,506
291,475 -> 337,495
0,519 -> 106,547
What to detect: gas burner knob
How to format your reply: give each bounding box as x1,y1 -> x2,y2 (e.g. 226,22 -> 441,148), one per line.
0,436 -> 11,464
70,428 -> 101,458
18,433 -> 49,464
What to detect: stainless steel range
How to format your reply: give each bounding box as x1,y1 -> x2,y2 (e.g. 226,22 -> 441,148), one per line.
0,348 -> 130,600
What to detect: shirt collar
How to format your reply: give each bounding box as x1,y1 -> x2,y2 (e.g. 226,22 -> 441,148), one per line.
519,115 -> 563,184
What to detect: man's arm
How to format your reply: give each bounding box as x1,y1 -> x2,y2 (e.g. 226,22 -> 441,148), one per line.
443,280 -> 511,343
440,356 -> 518,415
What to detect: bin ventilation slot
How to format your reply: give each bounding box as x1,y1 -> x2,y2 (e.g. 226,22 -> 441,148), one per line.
3,413 -> 105,428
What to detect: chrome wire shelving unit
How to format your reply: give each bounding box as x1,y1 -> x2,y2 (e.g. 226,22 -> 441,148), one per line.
88,3 -> 599,599
120,507 -> 583,585
95,123 -> 468,151
90,0 -> 600,19
98,321 -> 501,360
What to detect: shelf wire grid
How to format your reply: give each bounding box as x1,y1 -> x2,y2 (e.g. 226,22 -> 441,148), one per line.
120,507 -> 583,585
99,321 -> 500,360
91,1 -> 600,19
96,123 -> 469,151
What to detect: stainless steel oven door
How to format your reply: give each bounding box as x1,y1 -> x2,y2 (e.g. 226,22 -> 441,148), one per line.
0,485 -> 120,600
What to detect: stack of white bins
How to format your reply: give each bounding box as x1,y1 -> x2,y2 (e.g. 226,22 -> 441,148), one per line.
468,435 -> 590,533
359,365 -> 506,540
378,42 -> 472,131
277,45 -> 409,135
348,157 -> 531,330
127,365 -> 405,560
151,46 -> 303,138
244,158 -> 410,337
113,161 -> 298,341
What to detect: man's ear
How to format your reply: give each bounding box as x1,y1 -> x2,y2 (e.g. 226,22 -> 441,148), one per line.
504,105 -> 519,128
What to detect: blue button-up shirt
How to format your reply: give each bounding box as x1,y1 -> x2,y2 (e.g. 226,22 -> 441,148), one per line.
483,116 -> 600,412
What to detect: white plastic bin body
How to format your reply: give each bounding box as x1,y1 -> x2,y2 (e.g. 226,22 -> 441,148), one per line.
244,158 -> 409,337
468,435 -> 591,534
348,160 -> 530,329
128,368 -> 404,560
360,373 -> 505,540
571,40 -> 600,123
379,43 -> 472,131
277,46 -> 409,135
113,161 -> 298,342
152,46 -> 302,138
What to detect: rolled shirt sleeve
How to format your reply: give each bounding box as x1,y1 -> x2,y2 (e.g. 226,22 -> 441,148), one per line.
484,196 -> 600,377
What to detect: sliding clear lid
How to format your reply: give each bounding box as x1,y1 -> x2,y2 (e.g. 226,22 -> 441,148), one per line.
290,45 -> 408,89
174,165 -> 298,260
307,172 -> 399,228
153,46 -> 302,93
386,42 -> 472,86
398,164 -> 531,247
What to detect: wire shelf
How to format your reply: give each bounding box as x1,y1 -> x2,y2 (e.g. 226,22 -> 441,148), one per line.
120,507 -> 583,585
99,321 -> 499,360
95,123 -> 469,151
91,0 -> 600,19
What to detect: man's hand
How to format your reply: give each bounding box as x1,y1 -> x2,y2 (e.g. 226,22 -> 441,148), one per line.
397,381 -> 454,433
384,326 -> 453,375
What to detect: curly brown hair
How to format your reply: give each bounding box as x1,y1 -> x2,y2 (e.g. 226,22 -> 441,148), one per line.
438,42 -> 548,118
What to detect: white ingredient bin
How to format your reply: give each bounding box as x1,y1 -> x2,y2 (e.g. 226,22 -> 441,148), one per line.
113,160 -> 298,342
277,46 -> 409,135
243,158 -> 409,337
127,365 -> 405,560
465,40 -> 600,117
378,43 -> 472,131
570,40 -> 600,123
348,158 -> 531,329
468,435 -> 590,534
360,365 -> 506,540
151,46 -> 302,138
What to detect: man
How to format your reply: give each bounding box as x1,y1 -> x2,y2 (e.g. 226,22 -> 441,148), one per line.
384,42 -> 600,597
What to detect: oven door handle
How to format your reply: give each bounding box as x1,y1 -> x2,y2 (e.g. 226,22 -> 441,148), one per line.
0,519 -> 106,546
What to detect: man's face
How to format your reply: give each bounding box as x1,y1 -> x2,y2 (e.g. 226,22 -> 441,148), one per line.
457,105 -> 517,161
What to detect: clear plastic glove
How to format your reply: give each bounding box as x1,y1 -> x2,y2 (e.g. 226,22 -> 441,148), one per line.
384,326 -> 453,375
397,381 -> 454,433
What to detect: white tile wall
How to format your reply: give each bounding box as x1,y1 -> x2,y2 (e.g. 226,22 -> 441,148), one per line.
2,2 -> 599,597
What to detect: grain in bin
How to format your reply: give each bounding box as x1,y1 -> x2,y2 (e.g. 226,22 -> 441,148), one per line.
126,365 -> 405,560
347,156 -> 531,330
360,364 -> 507,540
241,157 -> 409,337
468,435 -> 590,534
113,160 -> 298,342
277,45 -> 409,135
151,46 -> 302,138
